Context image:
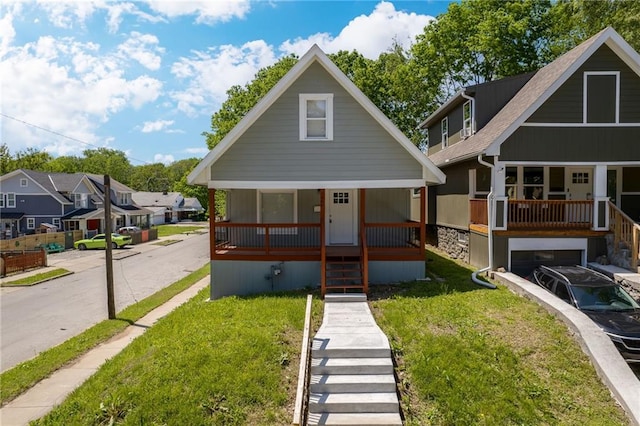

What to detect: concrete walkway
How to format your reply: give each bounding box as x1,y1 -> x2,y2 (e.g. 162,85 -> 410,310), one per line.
308,293 -> 402,425
0,277 -> 209,426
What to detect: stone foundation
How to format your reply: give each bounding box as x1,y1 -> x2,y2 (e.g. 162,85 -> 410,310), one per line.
435,226 -> 469,263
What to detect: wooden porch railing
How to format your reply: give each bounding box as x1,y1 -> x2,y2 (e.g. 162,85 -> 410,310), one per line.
470,199 -> 595,229
364,222 -> 423,258
609,201 -> 640,270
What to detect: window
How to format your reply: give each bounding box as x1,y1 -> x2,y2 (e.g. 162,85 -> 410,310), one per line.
65,220 -> 79,231
0,193 -> 3,208
584,71 -> 619,123
457,231 -> 469,244
505,167 -> 518,199
332,192 -> 349,204
572,172 -> 589,184
462,100 -> 472,136
20,178 -> 28,187
299,94 -> 333,140
475,168 -> 491,196
441,117 -> 448,148
5,193 -> 16,208
523,167 -> 544,200
74,193 -> 88,208
26,218 -> 35,229
52,218 -> 61,229
118,193 -> 132,205
257,190 -> 297,233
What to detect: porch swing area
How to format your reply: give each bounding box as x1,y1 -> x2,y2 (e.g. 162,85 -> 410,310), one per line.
208,188 -> 427,296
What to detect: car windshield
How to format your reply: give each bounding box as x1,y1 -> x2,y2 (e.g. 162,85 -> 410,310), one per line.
572,285 -> 640,311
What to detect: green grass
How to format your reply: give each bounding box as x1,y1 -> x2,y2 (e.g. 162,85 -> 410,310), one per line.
152,239 -> 180,246
155,224 -> 207,237
33,292 -> 323,425
0,268 -> 71,286
370,249 -> 630,425
0,264 -> 210,406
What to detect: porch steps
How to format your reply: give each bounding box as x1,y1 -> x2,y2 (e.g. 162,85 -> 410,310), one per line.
307,294 -> 402,426
325,255 -> 364,294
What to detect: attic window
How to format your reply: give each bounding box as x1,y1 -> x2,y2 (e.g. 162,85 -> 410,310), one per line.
441,117 -> 448,148
300,94 -> 333,141
462,100 -> 473,136
20,178 -> 28,187
583,71 -> 619,123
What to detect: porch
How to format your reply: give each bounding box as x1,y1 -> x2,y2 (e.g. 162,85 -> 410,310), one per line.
208,188 -> 427,296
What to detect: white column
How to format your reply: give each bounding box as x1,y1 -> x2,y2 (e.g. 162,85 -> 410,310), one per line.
593,164 -> 609,230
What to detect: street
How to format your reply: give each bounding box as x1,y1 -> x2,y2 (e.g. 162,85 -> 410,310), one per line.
0,232 -> 210,372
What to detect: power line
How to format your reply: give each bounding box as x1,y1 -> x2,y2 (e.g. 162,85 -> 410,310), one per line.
0,112 -> 151,165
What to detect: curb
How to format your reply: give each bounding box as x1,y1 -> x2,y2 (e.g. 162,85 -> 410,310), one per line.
0,271 -> 75,288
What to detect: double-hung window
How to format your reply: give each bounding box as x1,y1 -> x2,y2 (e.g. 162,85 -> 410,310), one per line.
257,190 -> 297,234
463,101 -> 473,136
3,193 -> 16,208
74,193 -> 88,208
300,94 -> 333,141
441,117 -> 448,148
26,218 -> 35,229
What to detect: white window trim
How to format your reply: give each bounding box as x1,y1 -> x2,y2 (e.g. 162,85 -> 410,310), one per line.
441,117 -> 448,148
463,100 -> 473,135
6,193 -> 16,208
299,94 -> 333,141
583,71 -> 620,124
26,217 -> 35,229
20,178 -> 28,187
52,218 -> 61,228
256,189 -> 298,234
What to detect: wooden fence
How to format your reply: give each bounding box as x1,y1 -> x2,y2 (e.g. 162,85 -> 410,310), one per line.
0,230 -> 83,252
1,250 -> 47,276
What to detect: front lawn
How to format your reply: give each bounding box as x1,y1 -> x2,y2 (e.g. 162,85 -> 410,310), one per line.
155,224 -> 207,237
0,268 -> 71,286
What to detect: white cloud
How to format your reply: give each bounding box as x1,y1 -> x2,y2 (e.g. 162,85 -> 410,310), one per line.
144,0 -> 250,24
169,40 -> 276,116
105,2 -> 165,33
141,119 -> 174,133
36,0 -> 103,29
280,1 -> 435,59
183,147 -> 208,154
0,3 -> 19,57
153,153 -> 174,164
117,31 -> 164,70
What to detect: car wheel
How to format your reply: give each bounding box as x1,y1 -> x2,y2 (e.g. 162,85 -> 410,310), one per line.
78,243 -> 86,251
112,242 -> 118,249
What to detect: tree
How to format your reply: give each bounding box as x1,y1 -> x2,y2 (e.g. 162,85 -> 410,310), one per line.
46,155 -> 84,173
0,144 -> 14,174
13,147 -> 53,171
81,148 -> 133,186
129,163 -> 171,191
173,174 -> 211,216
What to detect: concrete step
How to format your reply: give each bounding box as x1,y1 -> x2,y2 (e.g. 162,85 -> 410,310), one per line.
310,374 -> 397,393
312,347 -> 390,359
324,293 -> 367,303
306,412 -> 403,425
311,357 -> 394,375
308,392 -> 399,413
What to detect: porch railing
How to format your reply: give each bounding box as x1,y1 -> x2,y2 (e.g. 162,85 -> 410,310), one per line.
364,222 -> 423,256
469,199 -> 594,229
213,223 -> 321,255
609,201 -> 640,270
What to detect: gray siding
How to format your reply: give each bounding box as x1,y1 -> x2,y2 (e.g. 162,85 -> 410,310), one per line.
227,189 -> 320,223
472,73 -> 534,129
528,45 -> 640,123
1,175 -> 47,194
469,231 -> 488,268
500,127 -> 640,162
211,62 -> 422,181
433,161 -> 473,228
365,188 -> 409,222
13,194 -> 62,215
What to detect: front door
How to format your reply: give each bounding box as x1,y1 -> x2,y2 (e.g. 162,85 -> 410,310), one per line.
566,168 -> 593,223
327,190 -> 357,245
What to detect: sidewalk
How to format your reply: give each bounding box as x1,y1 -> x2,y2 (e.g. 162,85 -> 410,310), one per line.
0,276 -> 209,425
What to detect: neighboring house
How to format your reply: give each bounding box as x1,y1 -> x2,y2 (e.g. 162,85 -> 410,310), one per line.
419,27 -> 640,276
0,169 -> 150,237
189,44 -> 445,299
132,192 -> 205,225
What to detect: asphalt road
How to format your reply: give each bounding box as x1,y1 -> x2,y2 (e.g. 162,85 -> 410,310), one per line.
0,232 -> 210,372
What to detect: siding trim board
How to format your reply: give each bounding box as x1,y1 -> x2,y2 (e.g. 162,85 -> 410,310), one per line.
521,123 -> 640,127
208,179 -> 428,190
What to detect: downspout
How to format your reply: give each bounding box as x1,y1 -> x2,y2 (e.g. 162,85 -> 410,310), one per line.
472,153 -> 497,289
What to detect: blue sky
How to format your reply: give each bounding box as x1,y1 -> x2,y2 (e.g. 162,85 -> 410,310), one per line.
1,1 -> 452,166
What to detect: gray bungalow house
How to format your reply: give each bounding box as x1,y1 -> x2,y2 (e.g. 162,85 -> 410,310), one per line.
189,44 -> 445,299
0,169 -> 150,238
419,27 -> 640,276
132,191 -> 205,225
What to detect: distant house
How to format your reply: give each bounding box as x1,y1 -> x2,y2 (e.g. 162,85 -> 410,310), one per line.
0,169 -> 151,238
131,192 -> 205,225
189,44 -> 445,299
419,27 -> 640,275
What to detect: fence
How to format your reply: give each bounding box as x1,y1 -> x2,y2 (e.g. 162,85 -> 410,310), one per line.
1,250 -> 47,276
0,230 -> 83,252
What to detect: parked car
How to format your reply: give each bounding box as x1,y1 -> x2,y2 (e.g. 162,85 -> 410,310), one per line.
528,265 -> 640,363
117,226 -> 142,234
74,233 -> 132,250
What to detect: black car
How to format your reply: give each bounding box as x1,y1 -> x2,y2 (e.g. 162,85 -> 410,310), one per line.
528,265 -> 640,363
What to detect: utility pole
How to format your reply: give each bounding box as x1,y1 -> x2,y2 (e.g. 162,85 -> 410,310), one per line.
104,175 -> 116,319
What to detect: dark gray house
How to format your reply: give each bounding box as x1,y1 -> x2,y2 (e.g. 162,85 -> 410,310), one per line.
419,27 -> 640,276
189,44 -> 445,299
0,169 -> 150,238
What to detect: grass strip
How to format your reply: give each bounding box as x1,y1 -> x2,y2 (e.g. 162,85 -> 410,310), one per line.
33,291 -> 323,425
0,263 -> 210,406
152,239 -> 180,246
1,268 -> 71,286
155,224 -> 207,238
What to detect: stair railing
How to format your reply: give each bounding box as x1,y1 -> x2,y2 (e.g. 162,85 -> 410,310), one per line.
360,231 -> 369,294
609,201 -> 640,271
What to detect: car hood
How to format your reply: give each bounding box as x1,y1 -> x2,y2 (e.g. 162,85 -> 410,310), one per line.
583,309 -> 640,336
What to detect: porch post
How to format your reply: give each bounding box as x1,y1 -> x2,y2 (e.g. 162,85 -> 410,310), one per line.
593,165 -> 609,230
420,186 -> 426,258
360,188 -> 368,294
209,188 -> 216,260
320,189 -> 326,297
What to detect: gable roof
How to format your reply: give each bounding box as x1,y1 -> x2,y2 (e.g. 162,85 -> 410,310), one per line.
188,44 -> 445,186
9,169 -> 73,205
428,27 -> 640,167
132,191 -> 182,207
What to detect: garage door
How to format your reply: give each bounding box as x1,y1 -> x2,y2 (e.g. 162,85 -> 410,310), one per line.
510,250 -> 583,278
